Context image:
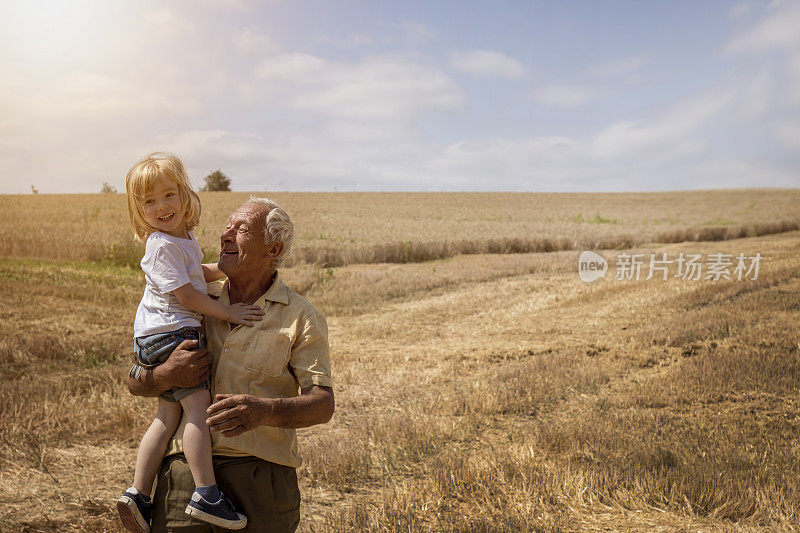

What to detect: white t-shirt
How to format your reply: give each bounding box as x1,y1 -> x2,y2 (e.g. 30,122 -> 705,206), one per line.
133,231 -> 207,338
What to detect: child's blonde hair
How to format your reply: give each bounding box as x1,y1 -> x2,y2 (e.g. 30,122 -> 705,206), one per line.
126,152 -> 201,242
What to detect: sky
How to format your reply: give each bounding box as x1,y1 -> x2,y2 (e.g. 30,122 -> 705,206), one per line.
0,0 -> 798,193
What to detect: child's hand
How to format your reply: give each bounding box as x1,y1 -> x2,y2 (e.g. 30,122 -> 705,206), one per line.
227,303 -> 265,327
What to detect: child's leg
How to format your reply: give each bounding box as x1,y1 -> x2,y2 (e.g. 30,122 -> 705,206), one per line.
179,389 -> 247,529
132,398 -> 182,496
179,389 -> 216,487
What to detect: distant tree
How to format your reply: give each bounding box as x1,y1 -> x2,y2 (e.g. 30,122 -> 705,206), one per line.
100,182 -> 117,194
30,185 -> 38,194
200,170 -> 231,192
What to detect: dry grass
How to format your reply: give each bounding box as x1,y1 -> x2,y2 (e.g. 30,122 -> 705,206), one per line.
1,191 -> 799,531
1,190 -> 799,267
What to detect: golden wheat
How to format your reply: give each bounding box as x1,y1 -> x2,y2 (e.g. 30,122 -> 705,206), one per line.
1,190 -> 798,268
0,192 -> 799,531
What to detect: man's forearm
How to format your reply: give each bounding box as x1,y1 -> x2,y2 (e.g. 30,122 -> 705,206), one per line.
262,386 -> 335,428
125,341 -> 211,397
126,364 -> 168,397
207,386 -> 335,436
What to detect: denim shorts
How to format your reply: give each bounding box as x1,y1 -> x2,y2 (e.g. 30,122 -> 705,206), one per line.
135,326 -> 210,403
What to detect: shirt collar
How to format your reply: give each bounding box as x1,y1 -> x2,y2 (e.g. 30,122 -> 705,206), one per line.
220,270 -> 289,306
260,271 -> 289,305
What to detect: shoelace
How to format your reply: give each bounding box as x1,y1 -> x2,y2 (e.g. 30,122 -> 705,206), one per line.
135,494 -> 152,511
218,496 -> 238,517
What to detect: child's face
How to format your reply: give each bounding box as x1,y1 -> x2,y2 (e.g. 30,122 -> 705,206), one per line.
143,176 -> 187,237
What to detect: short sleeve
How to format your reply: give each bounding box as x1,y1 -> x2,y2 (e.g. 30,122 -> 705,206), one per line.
290,308 -> 332,389
206,279 -> 226,299
148,240 -> 191,294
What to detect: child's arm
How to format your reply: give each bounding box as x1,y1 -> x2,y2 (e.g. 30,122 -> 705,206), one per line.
202,262 -> 226,282
173,283 -> 264,327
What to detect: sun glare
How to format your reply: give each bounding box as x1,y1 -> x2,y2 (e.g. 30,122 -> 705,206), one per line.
1,0 -> 111,68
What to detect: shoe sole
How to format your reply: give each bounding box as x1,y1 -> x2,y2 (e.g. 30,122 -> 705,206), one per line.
117,496 -> 150,533
185,505 -> 247,530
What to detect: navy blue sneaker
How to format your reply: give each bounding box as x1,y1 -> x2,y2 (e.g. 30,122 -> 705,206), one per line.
117,487 -> 152,533
185,490 -> 247,530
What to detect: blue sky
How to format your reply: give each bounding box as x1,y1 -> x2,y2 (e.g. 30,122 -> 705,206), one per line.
0,0 -> 798,192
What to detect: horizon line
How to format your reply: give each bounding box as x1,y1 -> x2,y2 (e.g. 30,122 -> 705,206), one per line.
2,186 -> 799,196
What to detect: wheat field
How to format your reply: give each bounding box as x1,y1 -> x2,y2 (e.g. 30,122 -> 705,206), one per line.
2,189 -> 799,268
1,190 -> 799,532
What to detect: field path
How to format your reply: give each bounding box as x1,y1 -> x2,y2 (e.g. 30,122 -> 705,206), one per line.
1,231 -> 798,531
299,230 -> 800,531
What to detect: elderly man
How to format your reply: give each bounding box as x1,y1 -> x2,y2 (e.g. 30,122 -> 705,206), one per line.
126,198 -> 334,533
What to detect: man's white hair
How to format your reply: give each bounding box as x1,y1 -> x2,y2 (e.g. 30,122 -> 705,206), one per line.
243,197 -> 294,268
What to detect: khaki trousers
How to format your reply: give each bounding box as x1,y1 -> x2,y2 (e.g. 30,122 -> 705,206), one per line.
150,454 -> 300,533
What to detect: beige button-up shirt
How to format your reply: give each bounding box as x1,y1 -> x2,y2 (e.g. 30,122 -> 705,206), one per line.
165,272 -> 332,468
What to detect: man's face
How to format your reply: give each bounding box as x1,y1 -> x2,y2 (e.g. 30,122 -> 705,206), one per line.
218,204 -> 270,277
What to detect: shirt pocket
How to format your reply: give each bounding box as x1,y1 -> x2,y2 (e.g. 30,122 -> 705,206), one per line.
243,330 -> 292,377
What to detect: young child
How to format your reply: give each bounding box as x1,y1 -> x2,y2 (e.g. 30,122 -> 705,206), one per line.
117,152 -> 261,533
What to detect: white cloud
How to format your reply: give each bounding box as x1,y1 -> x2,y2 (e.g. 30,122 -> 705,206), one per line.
319,32 -> 376,49
196,0 -> 254,10
787,52 -> 800,104
693,157 -> 799,188
532,85 -> 597,108
424,137 -> 580,189
449,50 -> 526,79
724,0 -> 800,54
0,70 -> 199,120
728,2 -> 754,19
773,120 -> 800,149
2,1 -> 800,194
248,53 -> 463,120
586,54 -> 648,79
146,8 -> 196,36
733,65 -> 774,120
210,2 -> 800,193
156,130 -> 267,161
591,86 -> 735,158
151,130 -> 300,190
252,53 -> 326,82
723,0 -> 800,152
399,22 -> 436,45
235,28 -> 279,54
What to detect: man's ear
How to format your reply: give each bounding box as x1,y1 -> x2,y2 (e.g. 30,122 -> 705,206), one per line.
266,241 -> 284,259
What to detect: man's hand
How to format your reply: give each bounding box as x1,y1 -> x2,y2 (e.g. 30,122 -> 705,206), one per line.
206,386 -> 334,437
126,339 -> 211,397
206,394 -> 267,438
155,339 -> 211,388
